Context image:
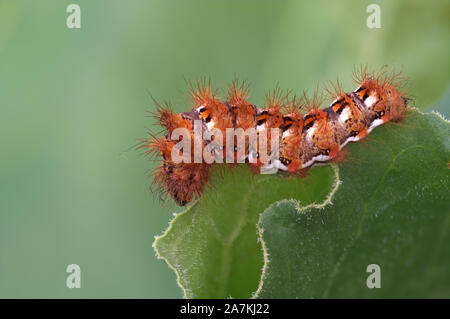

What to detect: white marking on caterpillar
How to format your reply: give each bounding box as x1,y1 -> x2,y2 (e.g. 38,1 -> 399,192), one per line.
302,158 -> 315,169
365,95 -> 377,108
368,118 -> 384,133
206,120 -> 216,130
301,153 -> 331,169
312,154 -> 331,163
274,159 -> 288,171
282,130 -> 292,138
196,105 -> 206,112
306,125 -> 317,141
339,107 -> 352,123
340,135 -> 360,149
256,124 -> 266,132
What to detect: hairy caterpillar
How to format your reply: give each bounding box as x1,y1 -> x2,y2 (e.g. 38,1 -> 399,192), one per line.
142,66 -> 409,206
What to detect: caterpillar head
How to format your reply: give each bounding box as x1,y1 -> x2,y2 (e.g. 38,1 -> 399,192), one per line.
142,135 -> 203,206
158,161 -> 210,206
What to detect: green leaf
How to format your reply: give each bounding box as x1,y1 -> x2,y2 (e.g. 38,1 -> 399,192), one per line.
154,109 -> 450,298
153,165 -> 338,298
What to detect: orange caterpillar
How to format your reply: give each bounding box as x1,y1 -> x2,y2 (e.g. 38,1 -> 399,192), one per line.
142,66 -> 409,206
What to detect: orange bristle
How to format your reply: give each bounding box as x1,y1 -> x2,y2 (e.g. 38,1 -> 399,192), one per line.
228,78 -> 250,107
265,84 -> 291,111
187,77 -> 218,108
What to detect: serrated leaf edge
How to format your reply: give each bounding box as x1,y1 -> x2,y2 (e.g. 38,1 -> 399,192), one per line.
252,108 -> 449,298
252,164 -> 341,298
153,198 -> 200,298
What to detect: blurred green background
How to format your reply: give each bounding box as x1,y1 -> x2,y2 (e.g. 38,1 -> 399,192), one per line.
0,0 -> 448,298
